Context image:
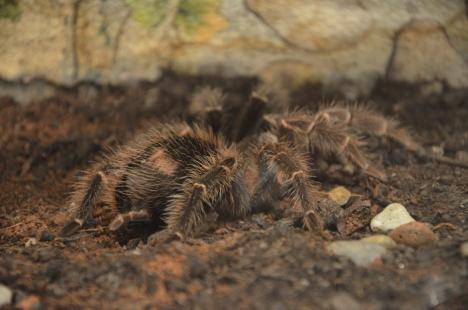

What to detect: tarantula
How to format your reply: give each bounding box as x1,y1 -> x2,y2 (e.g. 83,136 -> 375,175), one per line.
61,84 -> 432,239
61,122 -> 316,238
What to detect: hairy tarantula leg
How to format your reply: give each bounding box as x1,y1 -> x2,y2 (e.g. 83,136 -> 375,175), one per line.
249,167 -> 278,213
335,107 -> 468,169
344,140 -> 388,182
216,175 -> 250,221
316,106 -> 468,170
280,170 -> 316,211
166,157 -> 238,235
348,108 -> 423,153
61,218 -> 84,237
108,209 -> 151,232
189,86 -> 225,132
167,182 -> 209,235
303,208 -> 325,233
230,91 -> 268,142
253,143 -> 320,213
319,106 -> 424,153
61,171 -> 105,237
302,115 -> 388,181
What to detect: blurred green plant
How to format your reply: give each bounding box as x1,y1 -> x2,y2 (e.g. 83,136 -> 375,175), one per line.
0,0 -> 22,21
126,0 -> 169,28
126,0 -> 217,34
176,0 -> 211,34
99,23 -> 112,47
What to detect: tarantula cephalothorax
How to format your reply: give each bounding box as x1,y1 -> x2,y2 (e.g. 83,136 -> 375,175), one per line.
61,119 -> 319,238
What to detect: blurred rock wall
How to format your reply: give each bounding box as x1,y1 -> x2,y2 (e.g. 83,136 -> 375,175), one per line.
1,0 -> 467,100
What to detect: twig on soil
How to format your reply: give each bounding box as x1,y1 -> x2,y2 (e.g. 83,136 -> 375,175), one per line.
57,231 -> 94,242
433,222 -> 459,231
0,218 -> 35,231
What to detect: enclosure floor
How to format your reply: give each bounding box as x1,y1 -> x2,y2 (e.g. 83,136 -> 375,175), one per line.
1,76 -> 467,309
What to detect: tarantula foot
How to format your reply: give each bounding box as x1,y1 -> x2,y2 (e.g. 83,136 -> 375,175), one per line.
109,216 -> 125,232
303,209 -> 324,233
364,165 -> 388,182
61,218 -> 84,237
147,229 -> 183,246
109,210 -> 152,232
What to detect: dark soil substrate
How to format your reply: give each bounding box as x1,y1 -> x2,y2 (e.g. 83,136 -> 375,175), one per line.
1,74 -> 467,309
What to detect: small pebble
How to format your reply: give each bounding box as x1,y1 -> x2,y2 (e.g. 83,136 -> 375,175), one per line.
361,235 -> 397,249
430,146 -> 444,156
330,292 -> 361,310
25,238 -> 38,247
370,203 -> 415,233
16,295 -> 41,310
389,222 -> 436,247
328,240 -> 387,267
460,242 -> 468,257
0,284 -> 13,307
39,230 -> 54,242
131,248 -> 142,256
328,186 -> 352,206
342,163 -> 356,175
299,278 -> 310,287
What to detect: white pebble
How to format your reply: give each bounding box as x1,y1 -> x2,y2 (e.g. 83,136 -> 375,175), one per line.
361,235 -> 397,249
461,242 -> 468,257
430,146 -> 444,156
0,285 -> 13,307
328,240 -> 387,267
370,203 -> 415,233
25,237 -> 38,247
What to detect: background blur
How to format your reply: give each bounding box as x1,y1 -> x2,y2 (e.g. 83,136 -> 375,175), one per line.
1,0 -> 468,103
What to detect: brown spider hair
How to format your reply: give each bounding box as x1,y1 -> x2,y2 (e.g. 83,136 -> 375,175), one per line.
62,83 -> 467,240
62,124 -> 249,238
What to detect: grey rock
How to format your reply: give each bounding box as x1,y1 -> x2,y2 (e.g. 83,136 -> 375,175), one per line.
0,0 -> 466,100
328,240 -> 387,267
388,20 -> 468,88
0,284 -> 13,307
330,292 -> 361,310
460,242 -> 468,257
361,235 -> 397,249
